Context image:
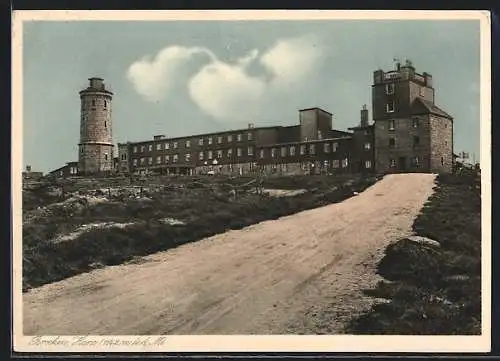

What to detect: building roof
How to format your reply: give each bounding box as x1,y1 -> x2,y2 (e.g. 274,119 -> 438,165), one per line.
299,107 -> 333,116
348,124 -> 374,131
411,98 -> 453,119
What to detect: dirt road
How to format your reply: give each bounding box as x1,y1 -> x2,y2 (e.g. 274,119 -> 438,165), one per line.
23,173 -> 436,335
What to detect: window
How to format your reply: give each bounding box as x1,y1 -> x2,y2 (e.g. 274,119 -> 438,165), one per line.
309,144 -> 316,155
441,157 -> 444,166
390,159 -> 396,168
332,142 -> 338,152
389,138 -> 396,148
412,118 -> 420,128
199,152 -> 204,160
237,134 -> 242,142
186,140 -> 191,148
260,149 -> 265,158
80,147 -> 84,154
419,87 -> 425,97
133,146 -> 138,153
385,83 -> 395,95
104,100 -> 107,108
165,143 -> 170,150
217,136 -> 223,144
208,137 -> 213,145
332,160 -> 340,168
173,154 -> 179,163
412,156 -> 420,167
185,153 -> 191,162
248,146 -> 254,156
323,143 -> 330,153
365,160 -> 372,169
148,157 -> 153,165
413,136 -> 420,148
227,135 -> 233,142
165,155 -> 170,163
208,150 -> 213,159
386,101 -> 395,113
148,145 -> 153,152
389,119 -> 396,130
199,138 -> 204,146
227,149 -> 233,157
104,121 -> 107,128
140,158 -> 145,165
173,142 -> 178,149
156,156 -> 162,164
290,146 -> 296,156
141,146 -> 145,152
271,148 -> 277,158
217,150 -> 223,159
156,143 -> 162,151
300,145 -> 306,155
247,132 -> 253,141
281,147 -> 287,157
342,158 -> 348,168
364,142 -> 371,150
237,148 -> 242,157
92,100 -> 96,106
317,130 -> 323,140
104,153 -> 108,160
133,159 -> 138,166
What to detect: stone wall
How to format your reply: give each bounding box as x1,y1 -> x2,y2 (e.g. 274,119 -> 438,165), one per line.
374,115 -> 431,173
429,115 -> 453,173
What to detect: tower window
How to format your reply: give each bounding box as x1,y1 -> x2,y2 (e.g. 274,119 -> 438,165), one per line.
92,100 -> 96,107
386,101 -> 395,113
385,83 -> 395,95
389,119 -> 396,130
104,121 -> 107,128
441,157 -> 444,166
104,153 -> 108,160
389,138 -> 396,148
104,100 -> 107,108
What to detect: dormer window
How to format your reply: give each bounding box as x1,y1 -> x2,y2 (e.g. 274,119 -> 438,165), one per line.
385,83 -> 395,95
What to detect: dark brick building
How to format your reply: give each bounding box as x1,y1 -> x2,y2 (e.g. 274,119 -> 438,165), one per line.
117,106 -> 369,176
49,61 -> 454,177
372,60 -> 453,173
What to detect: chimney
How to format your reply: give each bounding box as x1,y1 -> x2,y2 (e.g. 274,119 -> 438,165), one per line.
360,104 -> 369,127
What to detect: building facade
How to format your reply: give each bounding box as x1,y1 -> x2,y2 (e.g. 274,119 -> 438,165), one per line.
78,77 -> 114,175
49,61 -> 454,178
372,60 -> 453,173
118,107 -> 373,176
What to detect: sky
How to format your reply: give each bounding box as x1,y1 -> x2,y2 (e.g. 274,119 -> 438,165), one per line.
22,18 -> 481,173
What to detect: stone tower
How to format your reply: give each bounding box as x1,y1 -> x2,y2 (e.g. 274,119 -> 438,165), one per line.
371,60 -> 453,174
78,77 -> 114,175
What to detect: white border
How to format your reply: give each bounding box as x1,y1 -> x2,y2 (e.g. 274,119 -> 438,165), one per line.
12,10 -> 492,353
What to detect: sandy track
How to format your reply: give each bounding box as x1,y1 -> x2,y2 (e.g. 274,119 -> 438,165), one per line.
23,173 -> 436,335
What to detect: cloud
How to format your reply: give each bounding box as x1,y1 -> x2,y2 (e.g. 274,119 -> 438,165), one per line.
127,34 -> 324,121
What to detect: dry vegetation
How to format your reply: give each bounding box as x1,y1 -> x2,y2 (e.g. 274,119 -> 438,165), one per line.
345,170 -> 482,335
22,173 -> 380,292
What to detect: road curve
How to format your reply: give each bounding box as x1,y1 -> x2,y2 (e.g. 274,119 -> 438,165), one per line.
23,173 -> 436,335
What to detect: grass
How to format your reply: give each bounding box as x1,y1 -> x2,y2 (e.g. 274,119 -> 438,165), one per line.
22,173 -> 380,291
345,171 -> 482,335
